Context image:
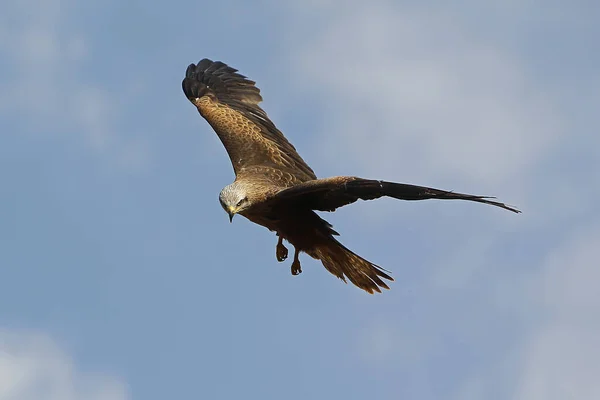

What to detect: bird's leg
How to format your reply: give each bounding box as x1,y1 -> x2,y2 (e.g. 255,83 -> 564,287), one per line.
276,234 -> 288,262
291,247 -> 302,276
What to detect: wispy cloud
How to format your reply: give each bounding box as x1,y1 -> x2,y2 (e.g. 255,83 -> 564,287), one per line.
272,2 -> 600,399
0,0 -> 151,171
2,1 -> 597,398
282,4 -> 562,193
0,330 -> 129,400
515,224 -> 600,399
456,222 -> 600,400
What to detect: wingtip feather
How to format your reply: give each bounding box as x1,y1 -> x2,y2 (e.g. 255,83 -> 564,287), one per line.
182,58 -> 263,106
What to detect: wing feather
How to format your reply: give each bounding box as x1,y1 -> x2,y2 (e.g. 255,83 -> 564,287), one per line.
270,177 -> 521,213
182,59 -> 316,182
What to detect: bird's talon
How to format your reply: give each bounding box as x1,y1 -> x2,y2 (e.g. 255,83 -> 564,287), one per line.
276,243 -> 288,262
291,261 -> 302,275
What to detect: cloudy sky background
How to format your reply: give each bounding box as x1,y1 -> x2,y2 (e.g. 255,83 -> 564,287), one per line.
1,0 -> 599,399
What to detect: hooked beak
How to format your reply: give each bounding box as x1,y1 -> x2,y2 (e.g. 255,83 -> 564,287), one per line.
227,206 -> 236,223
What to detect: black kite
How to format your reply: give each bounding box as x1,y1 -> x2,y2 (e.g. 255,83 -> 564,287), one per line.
182,58 -> 520,294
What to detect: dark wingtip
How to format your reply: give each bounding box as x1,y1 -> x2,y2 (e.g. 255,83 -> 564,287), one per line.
182,58 -> 263,105
181,76 -> 206,101
185,63 -> 198,78
196,58 -> 214,71
182,60 -> 210,101
481,198 -> 521,213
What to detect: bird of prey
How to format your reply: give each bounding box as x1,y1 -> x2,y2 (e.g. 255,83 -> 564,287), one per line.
182,58 -> 520,294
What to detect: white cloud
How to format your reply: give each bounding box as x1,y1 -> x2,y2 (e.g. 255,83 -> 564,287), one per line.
272,4 -> 600,399
540,227 -> 600,316
357,318 -> 423,365
0,0 -> 88,117
282,2 -> 562,195
0,0 -> 151,171
513,225 -> 600,400
516,327 -> 600,400
0,330 -> 129,400
453,223 -> 600,400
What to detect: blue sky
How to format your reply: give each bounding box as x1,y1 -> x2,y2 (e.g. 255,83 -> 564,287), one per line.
1,0 -> 599,399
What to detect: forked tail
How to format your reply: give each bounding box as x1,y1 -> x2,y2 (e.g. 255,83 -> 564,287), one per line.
308,238 -> 394,294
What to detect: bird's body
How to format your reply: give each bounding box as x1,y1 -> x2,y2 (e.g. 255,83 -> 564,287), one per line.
182,58 -> 519,294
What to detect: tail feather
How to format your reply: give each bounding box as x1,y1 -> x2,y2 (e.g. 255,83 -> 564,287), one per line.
308,239 -> 393,294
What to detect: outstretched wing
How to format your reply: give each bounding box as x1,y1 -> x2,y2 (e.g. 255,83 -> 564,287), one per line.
182,59 -> 316,182
270,177 -> 521,213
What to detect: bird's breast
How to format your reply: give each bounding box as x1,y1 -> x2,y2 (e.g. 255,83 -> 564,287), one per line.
240,209 -> 281,232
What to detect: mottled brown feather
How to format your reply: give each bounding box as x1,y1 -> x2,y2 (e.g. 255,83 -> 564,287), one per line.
182,59 -> 316,183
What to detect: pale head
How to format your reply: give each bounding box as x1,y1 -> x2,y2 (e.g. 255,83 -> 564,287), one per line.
219,182 -> 251,222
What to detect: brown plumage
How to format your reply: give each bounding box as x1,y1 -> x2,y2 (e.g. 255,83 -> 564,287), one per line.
182,58 -> 520,294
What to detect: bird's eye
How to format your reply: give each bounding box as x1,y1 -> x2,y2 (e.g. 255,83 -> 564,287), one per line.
236,197 -> 247,207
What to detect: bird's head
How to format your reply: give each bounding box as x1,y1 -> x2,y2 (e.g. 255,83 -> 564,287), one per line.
219,183 -> 250,222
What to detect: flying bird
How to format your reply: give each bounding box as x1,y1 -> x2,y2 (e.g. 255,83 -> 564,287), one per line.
182,58 -> 520,294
